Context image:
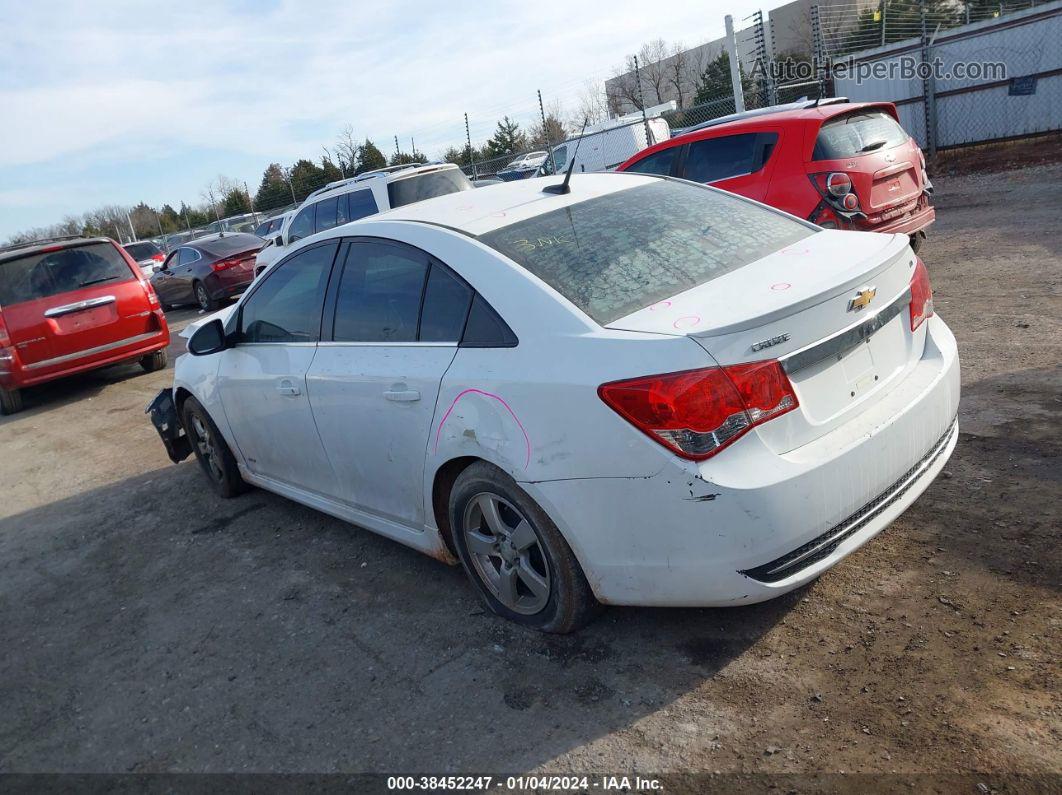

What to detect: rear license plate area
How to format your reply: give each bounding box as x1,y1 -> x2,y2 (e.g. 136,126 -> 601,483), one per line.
50,304 -> 118,334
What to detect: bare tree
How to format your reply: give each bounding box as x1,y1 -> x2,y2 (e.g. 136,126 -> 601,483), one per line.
636,39 -> 670,107
664,41 -> 694,109
571,81 -> 609,127
335,125 -> 359,176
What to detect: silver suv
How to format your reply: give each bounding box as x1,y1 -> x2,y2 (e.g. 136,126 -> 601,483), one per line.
253,163 -> 472,275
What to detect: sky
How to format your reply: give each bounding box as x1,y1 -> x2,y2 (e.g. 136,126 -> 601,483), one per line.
0,0 -> 788,239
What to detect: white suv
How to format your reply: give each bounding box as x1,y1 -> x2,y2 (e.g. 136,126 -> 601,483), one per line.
253,163 -> 473,276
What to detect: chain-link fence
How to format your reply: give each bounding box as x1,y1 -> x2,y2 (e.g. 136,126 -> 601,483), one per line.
823,0 -> 1062,155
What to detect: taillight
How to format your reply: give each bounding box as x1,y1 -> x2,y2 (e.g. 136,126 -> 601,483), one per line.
909,257 -> 934,331
152,252 -> 165,262
212,256 -> 249,272
826,172 -> 852,196
0,311 -> 9,347
140,279 -> 161,309
598,361 -> 798,461
0,312 -> 14,373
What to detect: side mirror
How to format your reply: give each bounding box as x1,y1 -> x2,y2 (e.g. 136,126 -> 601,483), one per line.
188,318 -> 229,356
274,235 -> 284,247
152,264 -> 163,273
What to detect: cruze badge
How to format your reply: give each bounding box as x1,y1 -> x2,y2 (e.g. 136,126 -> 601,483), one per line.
848,287 -> 877,312
751,333 -> 791,352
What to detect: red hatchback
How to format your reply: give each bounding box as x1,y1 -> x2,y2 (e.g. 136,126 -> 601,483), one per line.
0,236 -> 170,415
618,101 -> 935,251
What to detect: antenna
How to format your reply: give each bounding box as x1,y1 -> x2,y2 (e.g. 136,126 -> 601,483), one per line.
543,118 -> 588,195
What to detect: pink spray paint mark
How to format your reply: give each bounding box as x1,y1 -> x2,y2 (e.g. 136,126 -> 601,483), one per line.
648,300 -> 672,311
771,282 -> 792,291
673,315 -> 701,330
433,388 -> 532,468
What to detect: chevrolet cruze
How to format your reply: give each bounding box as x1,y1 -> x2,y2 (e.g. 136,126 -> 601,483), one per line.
149,173 -> 959,633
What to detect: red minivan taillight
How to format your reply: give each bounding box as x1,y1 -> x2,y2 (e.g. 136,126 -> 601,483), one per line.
598,361 -> 798,460
909,256 -> 934,331
0,311 -> 15,373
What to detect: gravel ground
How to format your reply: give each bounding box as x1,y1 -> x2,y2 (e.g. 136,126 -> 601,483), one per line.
0,163 -> 1058,785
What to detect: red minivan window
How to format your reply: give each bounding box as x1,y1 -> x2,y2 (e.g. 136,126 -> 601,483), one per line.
0,242 -> 135,306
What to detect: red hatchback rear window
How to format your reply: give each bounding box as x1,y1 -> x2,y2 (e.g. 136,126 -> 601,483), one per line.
0,242 -> 135,306
813,110 -> 908,160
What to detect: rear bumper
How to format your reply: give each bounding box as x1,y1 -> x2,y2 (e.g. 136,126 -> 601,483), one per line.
205,271 -> 254,300
527,315 -> 960,607
0,313 -> 169,390
864,204 -> 935,236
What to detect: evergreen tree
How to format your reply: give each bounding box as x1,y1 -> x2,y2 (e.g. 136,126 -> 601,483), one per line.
356,140 -> 387,174
485,116 -> 527,158
254,163 -> 293,212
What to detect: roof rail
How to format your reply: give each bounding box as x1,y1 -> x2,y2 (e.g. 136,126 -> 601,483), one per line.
0,234 -> 93,256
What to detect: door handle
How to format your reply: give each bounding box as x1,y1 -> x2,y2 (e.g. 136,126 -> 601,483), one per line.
276,378 -> 301,397
384,388 -> 420,402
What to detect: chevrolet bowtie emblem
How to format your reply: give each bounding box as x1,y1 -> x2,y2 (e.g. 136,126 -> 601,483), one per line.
848,287 -> 877,312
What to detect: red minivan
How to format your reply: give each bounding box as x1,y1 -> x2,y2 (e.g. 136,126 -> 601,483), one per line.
0,236 -> 170,414
618,101 -> 935,251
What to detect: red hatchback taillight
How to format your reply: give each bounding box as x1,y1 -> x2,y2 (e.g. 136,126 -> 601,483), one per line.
598,361 -> 798,460
826,172 -> 852,197
151,252 -> 165,262
909,256 -> 934,331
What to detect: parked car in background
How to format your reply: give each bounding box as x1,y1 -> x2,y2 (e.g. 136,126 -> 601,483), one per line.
0,236 -> 169,414
252,163 -> 472,276
150,173 -> 958,632
618,100 -> 935,252
123,240 -> 166,276
254,211 -> 291,239
205,213 -> 261,236
540,113 -> 672,175
497,151 -> 549,181
151,233 -> 263,311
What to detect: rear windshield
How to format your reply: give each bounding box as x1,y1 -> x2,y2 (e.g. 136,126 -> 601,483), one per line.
813,110 -> 908,160
124,242 -> 161,260
0,242 -> 135,306
387,169 -> 472,209
196,233 -> 263,257
479,180 -> 813,324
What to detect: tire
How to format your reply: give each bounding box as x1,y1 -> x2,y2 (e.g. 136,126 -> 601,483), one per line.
449,462 -> 600,633
0,387 -> 23,416
909,232 -> 925,255
180,396 -> 247,498
139,349 -> 168,373
194,281 -> 219,312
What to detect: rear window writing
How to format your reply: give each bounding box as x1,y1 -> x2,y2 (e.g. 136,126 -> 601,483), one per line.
479,181 -> 813,324
813,110 -> 909,160
0,242 -> 134,305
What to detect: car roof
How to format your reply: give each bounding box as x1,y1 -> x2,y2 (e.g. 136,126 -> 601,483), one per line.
345,172 -> 658,237
0,235 -> 113,263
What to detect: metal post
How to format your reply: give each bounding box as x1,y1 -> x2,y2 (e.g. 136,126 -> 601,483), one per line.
154,209 -> 164,237
725,16 -> 746,113
411,137 -> 416,159
538,89 -> 558,174
633,55 -> 651,142
394,135 -> 400,159
811,5 -> 827,99
881,0 -> 887,46
245,181 -> 258,225
284,169 -> 297,204
965,0 -> 970,24
125,211 -> 137,243
920,0 -> 938,159
465,113 -> 478,180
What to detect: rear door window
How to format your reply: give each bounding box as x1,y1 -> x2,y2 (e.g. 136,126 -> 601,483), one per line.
346,190 -> 378,221
813,110 -> 908,160
0,242 -> 135,305
332,241 -> 428,342
683,133 -> 777,183
315,196 -> 339,232
625,146 -> 679,176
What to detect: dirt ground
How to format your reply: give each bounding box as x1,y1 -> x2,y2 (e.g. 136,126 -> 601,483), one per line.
0,163 -> 1058,787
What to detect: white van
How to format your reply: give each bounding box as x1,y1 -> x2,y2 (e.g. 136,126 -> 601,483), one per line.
547,115 -> 672,174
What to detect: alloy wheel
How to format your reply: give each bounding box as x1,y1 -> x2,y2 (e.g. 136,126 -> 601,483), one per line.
196,284 -> 210,310
189,412 -> 224,483
462,492 -> 551,614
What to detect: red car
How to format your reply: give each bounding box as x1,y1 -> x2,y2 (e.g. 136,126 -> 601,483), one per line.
618,100 -> 934,251
0,236 -> 170,415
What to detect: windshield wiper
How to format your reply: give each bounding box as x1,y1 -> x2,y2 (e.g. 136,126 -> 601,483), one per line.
860,140 -> 888,152
79,275 -> 120,287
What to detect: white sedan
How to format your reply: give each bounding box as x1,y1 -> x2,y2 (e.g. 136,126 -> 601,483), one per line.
148,173 -> 960,633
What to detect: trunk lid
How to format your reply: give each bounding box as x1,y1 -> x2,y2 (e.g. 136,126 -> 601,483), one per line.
607,229 -> 923,453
